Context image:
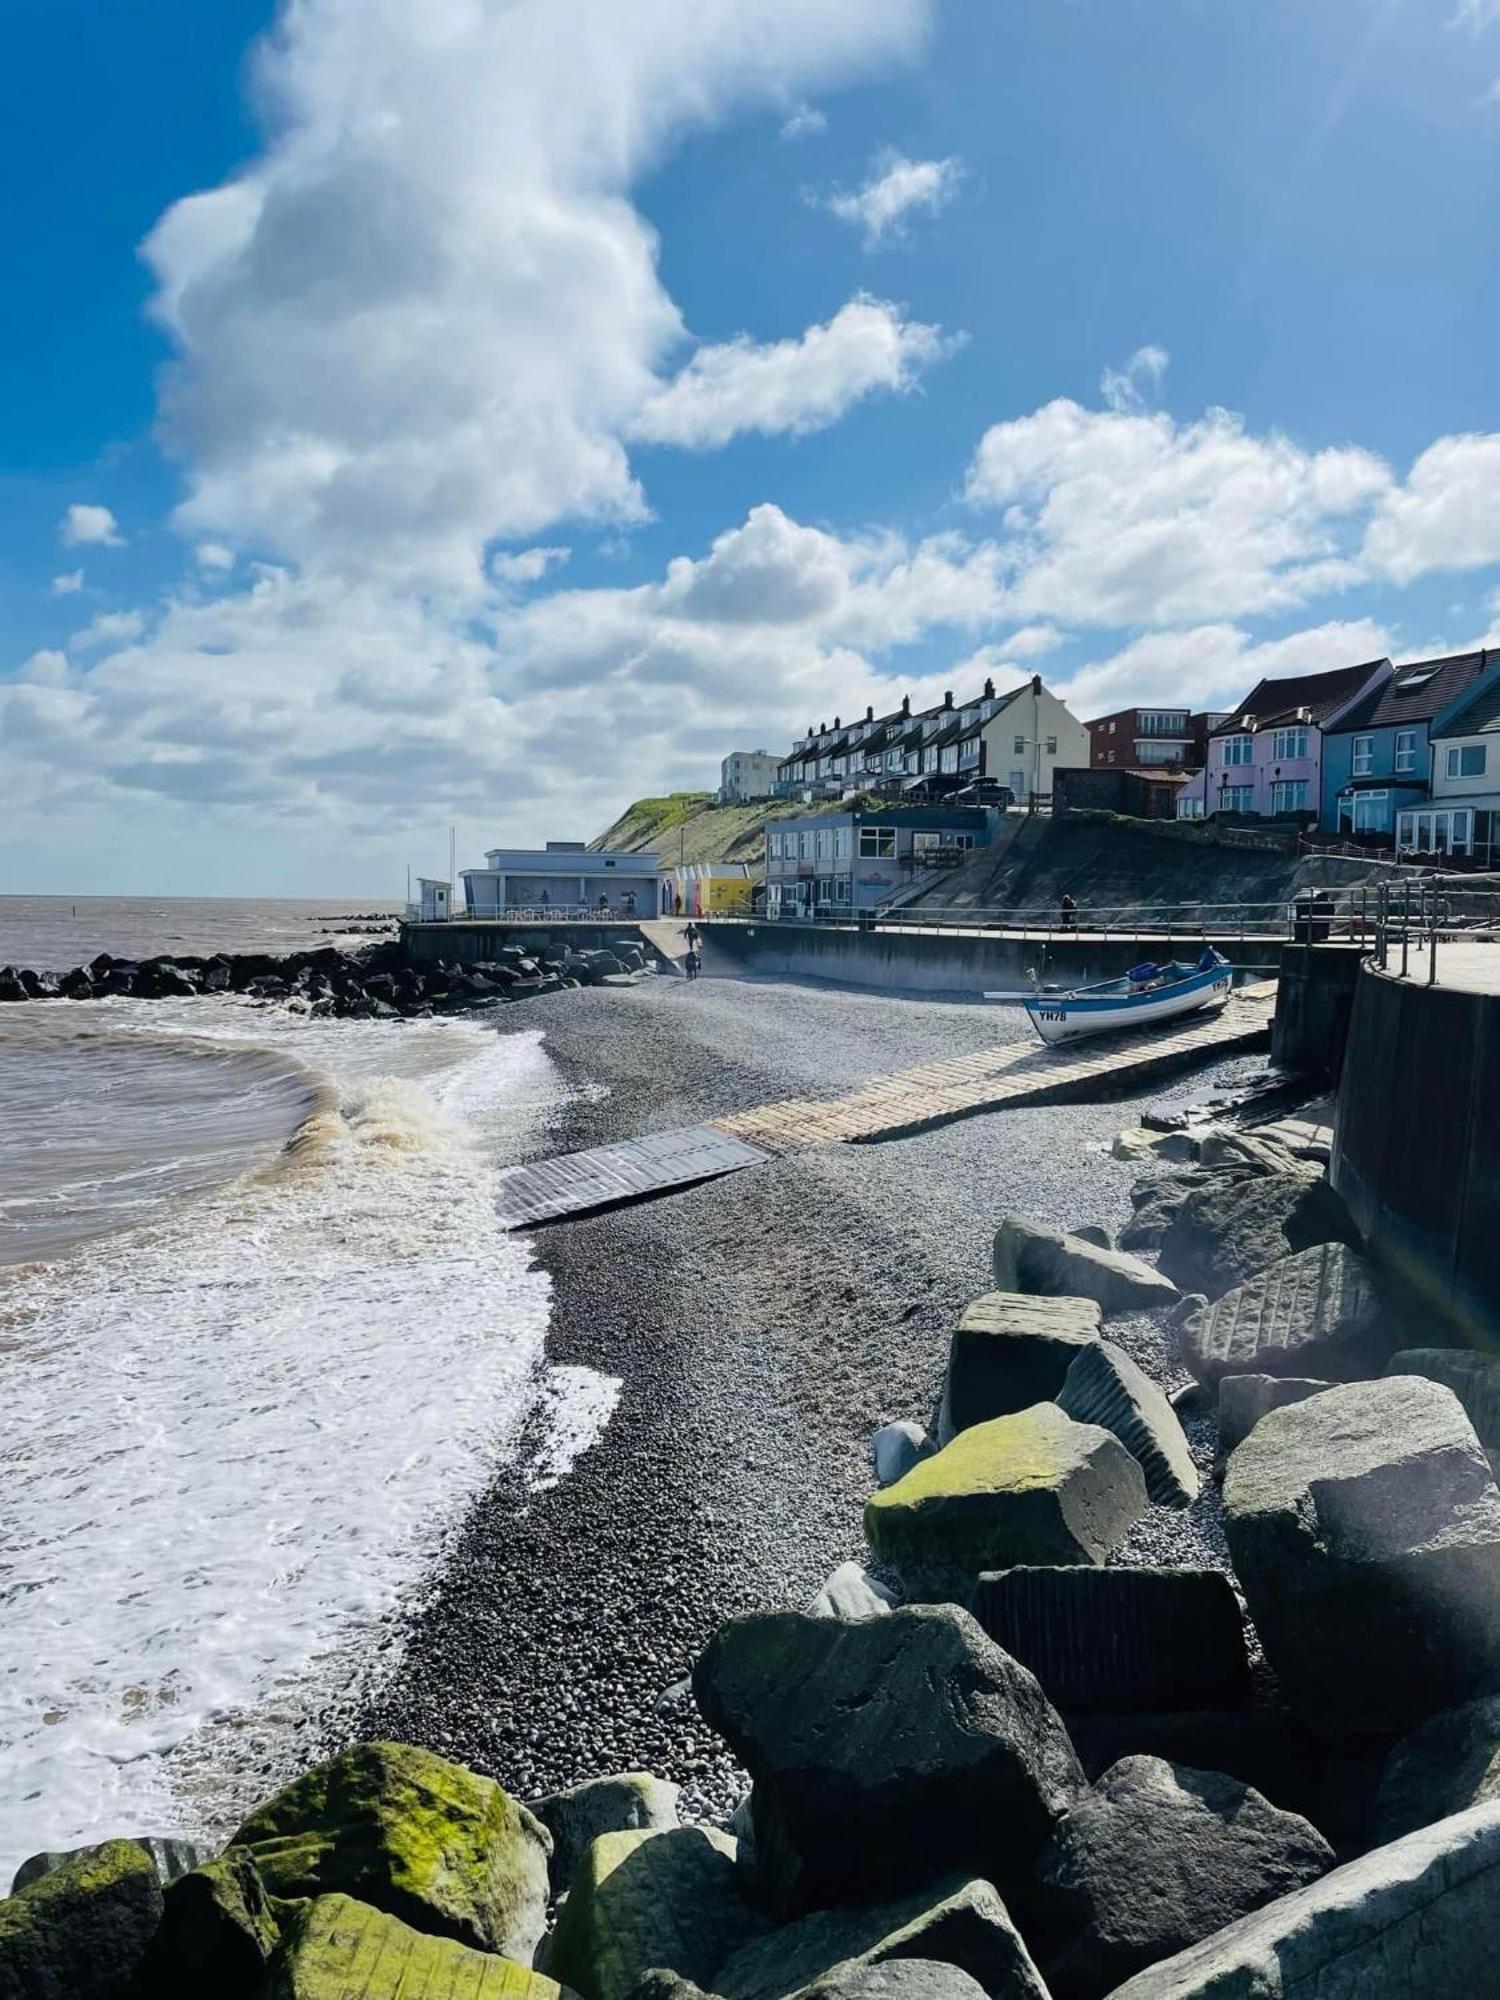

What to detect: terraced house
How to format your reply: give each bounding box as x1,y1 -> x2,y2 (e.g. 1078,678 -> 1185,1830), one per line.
1184,659 -> 1392,823
1400,656 -> 1500,863
1322,649 -> 1495,844
777,674 -> 1087,806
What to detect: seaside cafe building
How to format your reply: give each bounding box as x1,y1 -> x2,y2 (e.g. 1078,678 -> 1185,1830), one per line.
461,841 -> 664,916
765,804 -> 989,919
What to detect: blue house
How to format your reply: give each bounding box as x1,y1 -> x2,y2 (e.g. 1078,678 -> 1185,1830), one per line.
1320,650 -> 1494,839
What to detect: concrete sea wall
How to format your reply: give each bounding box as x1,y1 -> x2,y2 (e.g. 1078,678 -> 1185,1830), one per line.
1333,963 -> 1500,1339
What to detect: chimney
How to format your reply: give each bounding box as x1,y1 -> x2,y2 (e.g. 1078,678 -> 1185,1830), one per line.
1031,674 -> 1042,695
866,704 -> 874,722
902,695 -> 911,717
944,690 -> 954,709
983,677 -> 995,698
833,715 -> 841,729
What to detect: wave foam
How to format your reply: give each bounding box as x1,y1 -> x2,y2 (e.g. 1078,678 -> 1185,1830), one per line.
0,1010 -> 563,1881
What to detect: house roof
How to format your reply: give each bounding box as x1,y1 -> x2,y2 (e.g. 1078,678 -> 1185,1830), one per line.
1434,669 -> 1500,740
1326,650 -> 1494,735
1211,660 -> 1389,736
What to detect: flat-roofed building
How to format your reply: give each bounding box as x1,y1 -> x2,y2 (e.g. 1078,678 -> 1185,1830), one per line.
462,840 -> 662,917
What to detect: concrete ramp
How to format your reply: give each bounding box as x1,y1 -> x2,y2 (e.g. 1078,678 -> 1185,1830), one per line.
639,919 -> 690,974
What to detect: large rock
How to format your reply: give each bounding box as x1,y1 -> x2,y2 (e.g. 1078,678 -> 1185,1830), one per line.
971,1567 -> 1250,1714
1386,1348 -> 1500,1451
1118,1173 -> 1213,1254
692,1605 -> 1084,1914
806,1561 -> 897,1620
11,1834 -> 212,1894
1375,1695 -> 1500,1841
992,1218 -> 1178,1313
713,1874 -> 1048,2000
0,1839 -> 164,2000
1223,1376 -> 1500,1734
865,1405 -> 1148,1597
937,1293 -> 1102,1440
547,1828 -> 770,2000
1104,1798 -> 1500,1998
1155,1171 -> 1351,1300
531,1773 -> 681,1898
1055,1340 -> 1200,1508
808,1963 -> 991,2000
265,1892 -> 562,1999
146,1847 -> 282,2000
1034,1756 -> 1332,1998
872,1421 -> 932,1487
1060,1709 -> 1325,1827
1179,1243 -> 1396,1389
232,1740 -> 551,1959
1214,1373 -> 1331,1467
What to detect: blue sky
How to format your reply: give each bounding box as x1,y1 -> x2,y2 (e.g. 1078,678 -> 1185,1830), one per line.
3,0 -> 1499,893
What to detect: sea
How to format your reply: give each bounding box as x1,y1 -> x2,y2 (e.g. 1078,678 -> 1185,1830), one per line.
0,896 -> 619,1884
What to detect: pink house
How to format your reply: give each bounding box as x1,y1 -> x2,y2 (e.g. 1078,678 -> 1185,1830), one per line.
1193,660 -> 1393,821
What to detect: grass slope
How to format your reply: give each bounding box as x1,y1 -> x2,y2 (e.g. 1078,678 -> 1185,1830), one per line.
592,793 -> 806,866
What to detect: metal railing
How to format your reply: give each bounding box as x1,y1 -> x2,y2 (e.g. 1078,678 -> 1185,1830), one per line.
1367,875 -> 1500,987
407,902 -> 660,924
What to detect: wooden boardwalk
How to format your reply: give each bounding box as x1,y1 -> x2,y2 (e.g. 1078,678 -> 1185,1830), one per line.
492,985 -> 1274,1228
709,986 -> 1275,1154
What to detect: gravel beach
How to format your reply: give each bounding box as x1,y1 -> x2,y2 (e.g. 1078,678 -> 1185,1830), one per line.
359,969 -> 1263,1818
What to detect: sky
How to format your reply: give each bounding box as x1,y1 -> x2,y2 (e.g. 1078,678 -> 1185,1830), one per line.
2,0 -> 1499,895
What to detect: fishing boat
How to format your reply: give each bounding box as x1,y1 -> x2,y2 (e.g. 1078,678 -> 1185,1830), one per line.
1015,947 -> 1234,1046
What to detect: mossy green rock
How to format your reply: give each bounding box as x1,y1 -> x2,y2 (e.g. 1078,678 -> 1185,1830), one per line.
146,1845 -> 283,1998
549,1827 -> 772,2000
265,1891 -> 565,1999
0,1837 -> 163,2000
865,1403 -> 1148,1598
232,1741 -> 551,1959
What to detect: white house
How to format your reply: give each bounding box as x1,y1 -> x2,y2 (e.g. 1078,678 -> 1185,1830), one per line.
1398,666 -> 1500,864
719,750 -> 780,802
461,841 -> 662,916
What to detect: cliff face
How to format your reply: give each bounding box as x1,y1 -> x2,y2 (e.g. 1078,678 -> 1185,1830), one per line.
592,793 -> 805,866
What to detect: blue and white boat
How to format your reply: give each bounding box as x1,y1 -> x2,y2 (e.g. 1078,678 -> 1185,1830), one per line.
1018,948 -> 1234,1045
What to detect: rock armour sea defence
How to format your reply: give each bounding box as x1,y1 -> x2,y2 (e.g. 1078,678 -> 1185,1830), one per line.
865,1405 -> 1148,1597
1180,1242 -> 1393,1388
970,1567 -> 1250,1715
937,1293 -> 1102,1439
1055,1340 -> 1200,1508
691,1606 -> 1084,1915
992,1218 -> 1178,1313
1224,1376 -> 1500,1735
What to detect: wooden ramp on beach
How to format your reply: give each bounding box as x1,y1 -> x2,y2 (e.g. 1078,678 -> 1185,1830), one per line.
493,983 -> 1274,1227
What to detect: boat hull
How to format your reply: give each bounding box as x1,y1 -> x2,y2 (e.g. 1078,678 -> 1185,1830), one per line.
1024,967 -> 1233,1045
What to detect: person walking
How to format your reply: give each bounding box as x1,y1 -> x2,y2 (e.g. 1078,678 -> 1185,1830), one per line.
684,948 -> 701,982
1059,893 -> 1077,934
684,920 -> 701,951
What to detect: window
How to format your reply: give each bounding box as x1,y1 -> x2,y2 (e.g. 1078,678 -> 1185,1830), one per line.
1220,786 -> 1254,814
815,827 -> 833,861
1351,735 -> 1374,777
1395,730 -> 1418,774
912,830 -> 942,855
767,832 -> 781,859
940,744 -> 959,773
1447,744 -> 1487,779
1269,780 -> 1307,814
799,830 -> 814,859
1014,735 -> 1026,755
1348,791 -> 1390,834
1176,796 -> 1205,820
858,826 -> 896,858
1272,728 -> 1309,761
1045,735 -> 1057,755
1221,735 -> 1253,766
834,875 -> 853,905
833,827 -> 852,862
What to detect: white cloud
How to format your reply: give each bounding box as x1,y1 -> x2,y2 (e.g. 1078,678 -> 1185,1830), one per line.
1057,617 -> 1397,719
997,623 -> 1063,659
60,504 -> 122,548
825,149 -> 962,246
143,0 -> 934,593
630,296 -> 953,450
194,542 -> 235,572
1363,432 -> 1500,585
1100,344 -> 1169,414
966,398 -> 1392,626
69,610 -> 147,654
51,571 -> 85,597
19,650 -> 71,687
780,102 -> 828,138
491,545 -> 572,586
1454,0 -> 1500,25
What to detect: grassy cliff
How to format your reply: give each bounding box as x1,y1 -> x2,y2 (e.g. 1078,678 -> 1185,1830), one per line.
592,792 -> 805,866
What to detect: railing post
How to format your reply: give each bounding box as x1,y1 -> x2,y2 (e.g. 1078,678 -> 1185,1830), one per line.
1429,879 -> 1439,987
1400,878 -> 1410,978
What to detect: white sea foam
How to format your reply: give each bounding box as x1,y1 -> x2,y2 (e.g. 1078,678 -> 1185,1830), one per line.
0,1003 -> 611,1881
527,1366 -> 625,1493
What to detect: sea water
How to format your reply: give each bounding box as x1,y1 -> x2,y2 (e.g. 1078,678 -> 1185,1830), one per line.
0,958 -> 619,1881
